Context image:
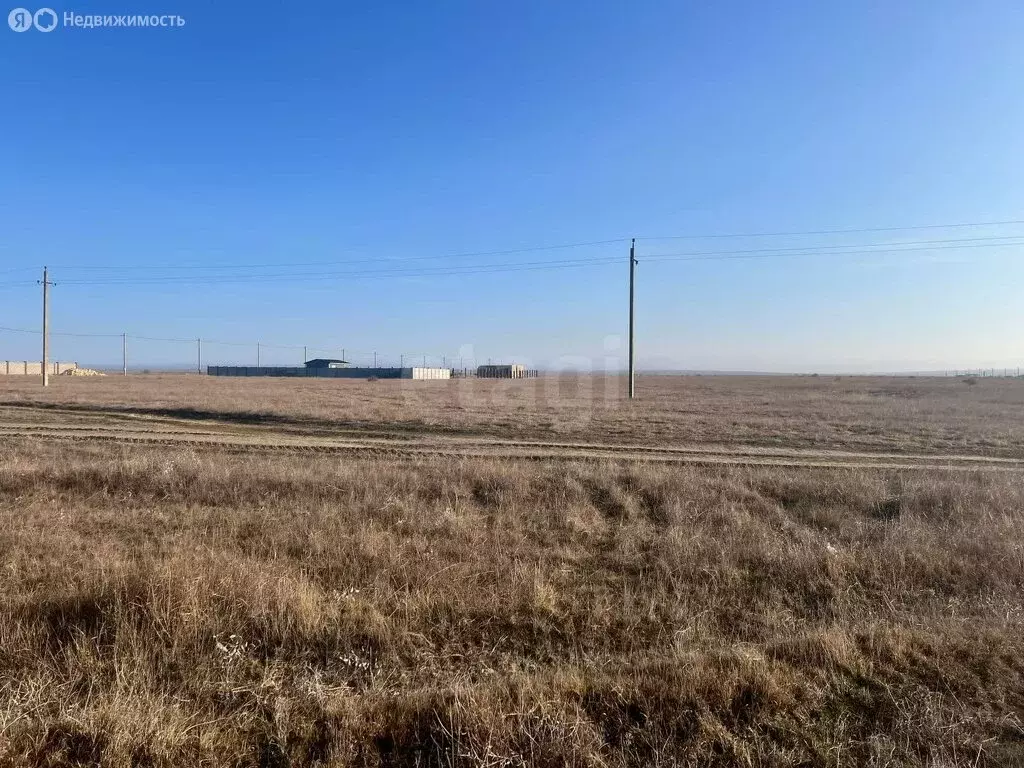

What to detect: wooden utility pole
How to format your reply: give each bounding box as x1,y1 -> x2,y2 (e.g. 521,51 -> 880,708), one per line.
628,238 -> 637,399
39,267 -> 53,387
122,333 -> 127,376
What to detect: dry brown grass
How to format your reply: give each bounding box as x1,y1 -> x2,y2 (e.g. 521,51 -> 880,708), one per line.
0,375 -> 1023,765
3,373 -> 1024,456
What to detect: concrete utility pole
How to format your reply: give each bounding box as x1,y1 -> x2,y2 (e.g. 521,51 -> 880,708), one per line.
373,351 -> 377,367
122,333 -> 127,376
39,267 -> 53,387
400,354 -> 404,368
257,342 -> 261,367
303,346 -> 307,363
628,238 -> 637,400
197,338 -> 202,373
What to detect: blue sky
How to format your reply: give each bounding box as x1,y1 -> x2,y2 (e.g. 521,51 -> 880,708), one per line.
1,1 -> 1023,371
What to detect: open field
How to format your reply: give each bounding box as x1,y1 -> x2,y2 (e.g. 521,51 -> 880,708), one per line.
2,373 -> 1024,457
1,374 -> 1023,766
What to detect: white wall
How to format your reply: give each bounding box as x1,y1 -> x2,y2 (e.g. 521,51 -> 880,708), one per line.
402,367 -> 451,380
1,361 -> 77,375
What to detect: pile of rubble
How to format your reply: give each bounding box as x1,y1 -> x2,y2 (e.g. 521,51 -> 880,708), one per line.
61,368 -> 105,376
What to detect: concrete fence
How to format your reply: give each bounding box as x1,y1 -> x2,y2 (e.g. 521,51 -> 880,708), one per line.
476,364 -> 538,378
207,366 -> 451,380
1,361 -> 77,375
403,367 -> 451,380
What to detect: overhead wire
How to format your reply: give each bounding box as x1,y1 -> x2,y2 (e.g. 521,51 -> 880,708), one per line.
0,325 -> 120,338
637,218 -> 1024,241
642,238 -> 1024,263
27,218 -> 1024,277
0,324 -> 464,367
2,218 -> 1021,355
46,237 -> 630,272
16,226 -> 1023,286
55,256 -> 625,286
45,236 -> 1024,286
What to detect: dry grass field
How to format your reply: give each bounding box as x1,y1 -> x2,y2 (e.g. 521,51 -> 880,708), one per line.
0,374 -> 1022,766
3,373 -> 1024,456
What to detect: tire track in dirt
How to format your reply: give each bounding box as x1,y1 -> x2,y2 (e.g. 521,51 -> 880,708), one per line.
5,406 -> 1021,464
2,422 -> 1022,472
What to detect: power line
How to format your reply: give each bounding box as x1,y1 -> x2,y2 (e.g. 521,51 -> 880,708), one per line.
0,326 -> 387,361
644,239 -> 1024,264
8,218 -> 1022,285
54,256 -> 624,286
638,218 -> 1024,241
42,234 -> 1024,287
46,237 -> 629,273
0,325 -> 120,338
10,217 -> 1024,280
18,230 -> 1024,289
131,334 -> 208,344
644,233 -> 1024,257
36,218 -> 1024,275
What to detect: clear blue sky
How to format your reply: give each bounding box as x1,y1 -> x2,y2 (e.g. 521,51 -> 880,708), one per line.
2,1 -> 1022,371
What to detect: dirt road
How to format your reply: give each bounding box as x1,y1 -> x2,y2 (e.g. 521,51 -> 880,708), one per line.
2,403 -> 1021,472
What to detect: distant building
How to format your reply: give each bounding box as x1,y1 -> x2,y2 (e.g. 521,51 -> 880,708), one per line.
304,358 -> 349,369
208,365 -> 450,380
477,364 -> 528,379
